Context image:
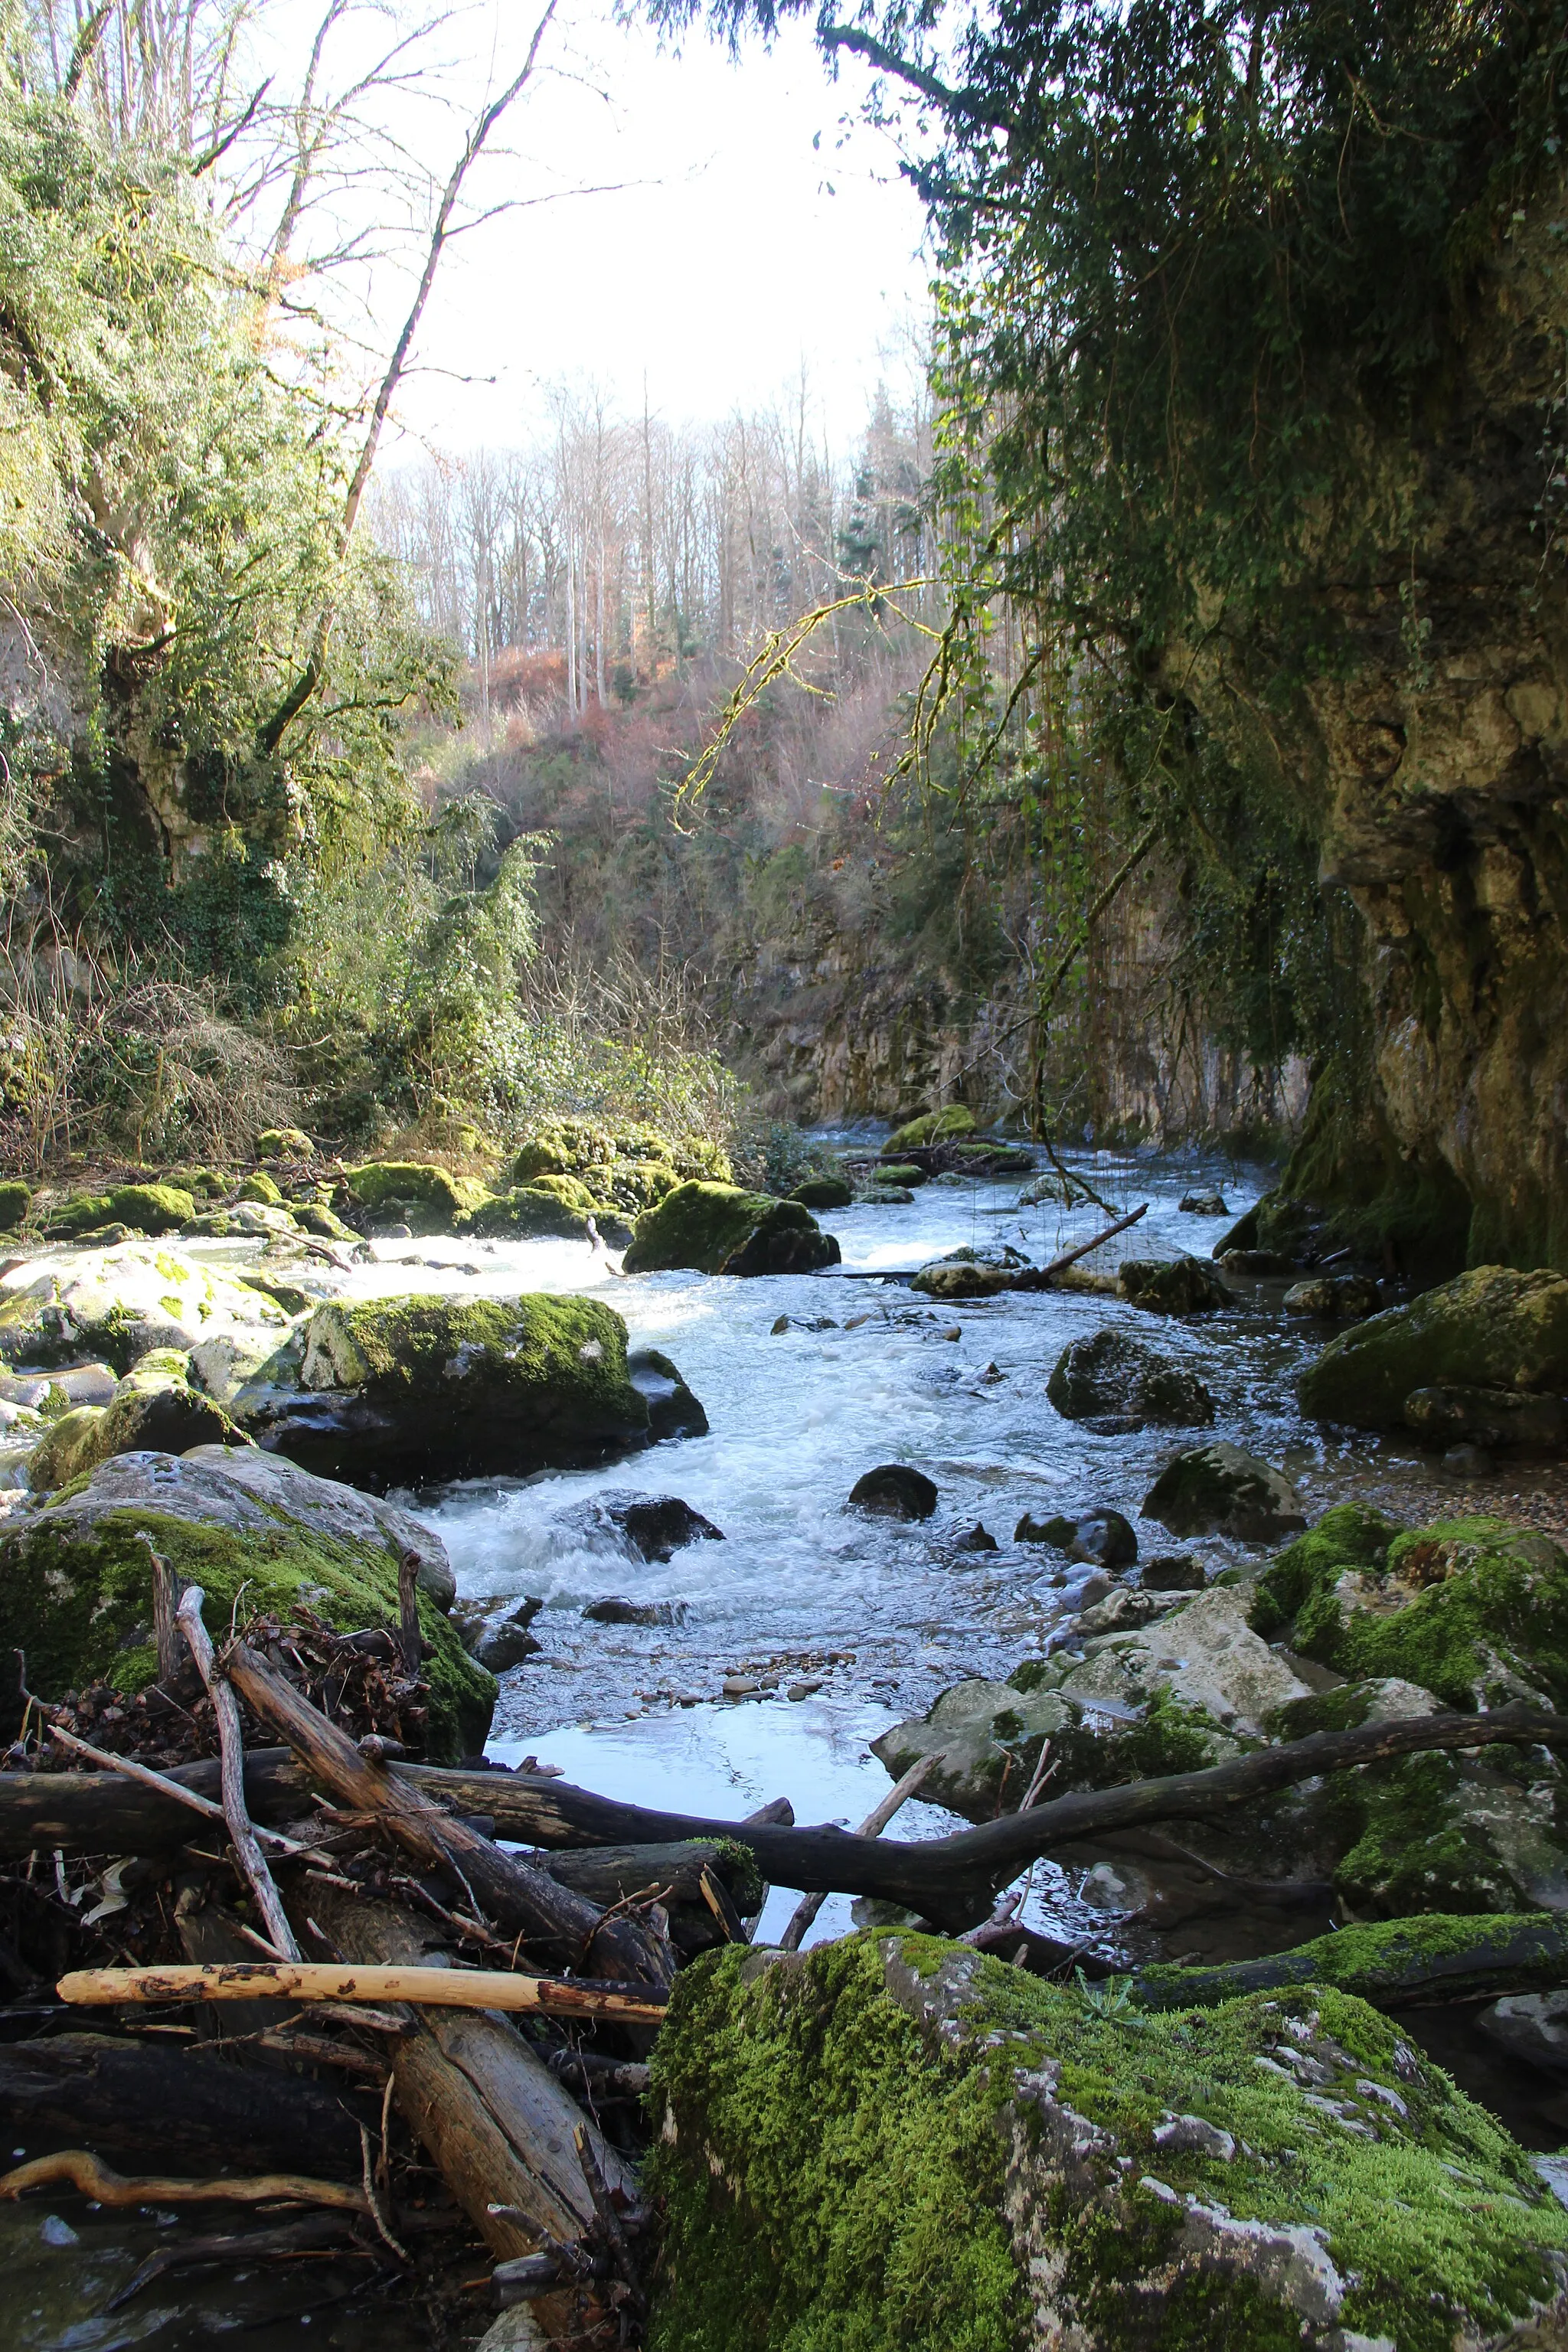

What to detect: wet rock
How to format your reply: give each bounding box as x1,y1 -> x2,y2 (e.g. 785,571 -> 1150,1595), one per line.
1444,1442 -> 1496,1477
953,1521 -> 999,1553
234,1294 -> 694,1488
551,1488 -> 724,1562
1142,1551 -> 1206,1592
1046,1328 -> 1216,1429
910,1260 -> 1012,1298
871,1675 -> 1078,1813
1052,1580 -> 1315,1736
1216,1247 -> 1298,1275
649,1936 -> 1568,2352
770,1313 -> 838,1334
342,1160 -> 492,1236
1071,1586 -> 1184,1638
0,1243 -> 294,1372
880,1106 -> 977,1155
622,1181 -> 841,1276
0,1361 -> 117,1410
848,1464 -> 939,1521
628,1346 -> 709,1441
0,1449 -> 489,1758
789,1175 -> 853,1208
1299,1263 -> 1568,1429
1142,1441 -> 1306,1541
292,1202 -> 358,1242
1016,1173 -> 1070,1206
786,1677 -> 822,1700
1119,1255 -> 1234,1315
1178,1191 -> 1228,1214
1478,1992 -> 1568,2073
1404,1383 -> 1568,1452
582,1596 -> 688,1626
858,1183 -> 915,1205
875,1161 -> 929,1188
1014,1508 -> 1138,1567
26,1358 -> 245,1492
472,1602 -> 545,1671
1282,1275 -> 1383,1319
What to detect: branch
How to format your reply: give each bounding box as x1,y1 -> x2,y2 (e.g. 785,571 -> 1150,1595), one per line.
819,24 -> 1014,129
189,82 -> 273,178
63,2 -> 117,100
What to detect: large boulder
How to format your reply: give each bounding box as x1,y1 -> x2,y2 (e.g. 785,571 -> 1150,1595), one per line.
1047,1328 -> 1216,1429
648,1935 -> 1568,2352
26,1355 -> 244,1491
1404,1383 -> 1568,1451
233,1293 -> 701,1488
1299,1264 -> 1568,1429
550,1489 -> 724,1561
342,1161 -> 492,1235
1142,1441 -> 1306,1540
0,1243 -> 296,1371
622,1182 -> 841,1276
790,1175 -> 853,1209
0,1449 -> 489,1759
1119,1255 -> 1234,1315
880,1105 -> 976,1155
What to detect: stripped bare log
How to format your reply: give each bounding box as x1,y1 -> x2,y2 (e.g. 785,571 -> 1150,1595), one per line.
57,1962 -> 668,2022
226,1639 -> 674,1986
175,1589 -> 299,1962
0,2148 -> 369,2213
779,1754 -> 936,1950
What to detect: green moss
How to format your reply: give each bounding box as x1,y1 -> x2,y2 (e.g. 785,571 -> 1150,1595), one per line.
256,1128 -> 313,1158
305,1292 -> 645,1434
343,1161 -> 492,1232
1298,1265 -> 1568,1429
467,1184 -> 593,1240
234,1170 -> 283,1207
1253,1511 -> 1568,1709
1133,1910 -> 1568,2011
1001,1679 -> 1242,1787
622,1181 -> 827,1276
650,1936 -> 1568,2352
43,1192 -> 115,1237
106,1183 -> 195,1234
0,1181 -> 30,1230
0,1496 -> 494,1758
876,1162 -> 927,1187
882,1106 -> 977,1155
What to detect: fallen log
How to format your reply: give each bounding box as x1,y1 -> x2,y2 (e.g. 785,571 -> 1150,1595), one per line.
0,2030 -> 377,2174
0,2147 -> 370,2213
57,1961 -> 668,2022
15,1704 -> 1568,1929
302,1880 -> 631,2344
226,1639 -> 674,1988
106,2212 -> 372,2314
1130,1910 -> 1568,2014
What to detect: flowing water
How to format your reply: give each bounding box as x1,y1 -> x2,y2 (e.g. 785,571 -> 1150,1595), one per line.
15,1139 -> 1568,2347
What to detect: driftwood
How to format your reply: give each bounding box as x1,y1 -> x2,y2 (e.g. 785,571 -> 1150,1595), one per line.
779,1753 -> 936,1950
15,1704 -> 1568,1927
0,2147 -> 370,2213
0,2030 -> 377,2174
45,1722 -> 310,1855
58,1961 -> 668,2021
226,1639 -> 674,1985
301,1880 -> 631,2344
177,1586 -> 301,1962
106,2213 -> 371,2314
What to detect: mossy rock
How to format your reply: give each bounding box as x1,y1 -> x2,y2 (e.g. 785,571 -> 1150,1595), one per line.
28,1361 -> 243,1491
469,1184 -> 592,1240
1132,1910 -> 1568,2011
1047,1328 -> 1216,1428
1119,1255 -> 1234,1315
43,1192 -> 115,1238
1250,1504 -> 1568,1711
1142,1440 -> 1305,1540
256,1128 -> 314,1158
105,1184 -> 196,1235
0,1181 -> 30,1231
0,1449 -> 492,1758
1298,1264 -> 1568,1429
880,1105 -> 977,1155
876,1161 -> 928,1187
0,1243 -> 294,1371
649,1932 -> 1568,2352
343,1161 -> 493,1235
622,1182 -> 841,1277
235,1171 -> 284,1207
239,1292 -> 682,1487
293,1202 -> 358,1242
789,1174 -> 853,1209
511,1120 -> 618,1181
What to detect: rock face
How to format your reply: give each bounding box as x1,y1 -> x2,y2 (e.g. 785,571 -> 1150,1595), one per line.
1142,1442 -> 1307,1540
1299,1264 -> 1568,1428
550,1489 -> 724,1561
233,1294 -> 699,1488
1119,1256 -> 1234,1315
1047,1328 -> 1216,1429
648,1935 -> 1568,2352
0,1244 -> 295,1371
0,1449 -> 490,1759
622,1181 -> 841,1276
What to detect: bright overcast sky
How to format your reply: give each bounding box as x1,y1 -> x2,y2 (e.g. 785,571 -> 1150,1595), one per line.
367,5 -> 934,456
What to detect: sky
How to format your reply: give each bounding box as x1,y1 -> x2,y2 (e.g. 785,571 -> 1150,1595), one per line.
338,5 -> 936,459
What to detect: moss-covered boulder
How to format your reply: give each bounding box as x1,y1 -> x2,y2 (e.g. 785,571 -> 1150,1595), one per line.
292,1201 -> 358,1243
42,1192 -> 115,1239
107,1183 -> 197,1234
1142,1440 -> 1306,1540
649,1933 -> 1568,2352
0,1243 -> 296,1371
234,1170 -> 284,1207
343,1161 -> 492,1235
1119,1254 -> 1234,1315
0,1181 -> 30,1231
789,1174 -> 853,1209
511,1118 -> 731,1191
27,1358 -> 244,1491
256,1127 -> 314,1158
468,1177 -> 632,1243
1299,1264 -> 1568,1429
1047,1328 -> 1216,1429
235,1292 -> 697,1487
622,1182 -> 841,1276
0,1448 -> 489,1757
880,1105 -> 977,1155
